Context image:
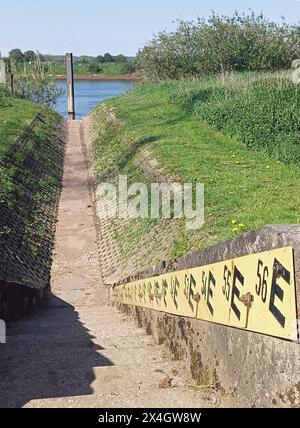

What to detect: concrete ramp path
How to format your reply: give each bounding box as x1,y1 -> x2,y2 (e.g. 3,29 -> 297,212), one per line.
0,120 -> 217,408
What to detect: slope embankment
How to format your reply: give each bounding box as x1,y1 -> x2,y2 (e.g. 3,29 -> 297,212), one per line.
87,75 -> 300,407
0,89 -> 65,321
88,76 -> 300,286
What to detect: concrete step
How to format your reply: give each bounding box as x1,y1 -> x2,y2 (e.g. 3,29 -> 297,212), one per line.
22,388 -> 216,409
50,289 -> 107,307
32,305 -> 122,319
6,332 -> 152,350
0,360 -> 196,409
0,344 -> 166,371
0,359 -> 179,393
6,324 -> 146,341
8,311 -> 129,328
7,320 -> 145,338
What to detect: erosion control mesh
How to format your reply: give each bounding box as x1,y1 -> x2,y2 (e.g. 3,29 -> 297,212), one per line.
0,113 -> 65,289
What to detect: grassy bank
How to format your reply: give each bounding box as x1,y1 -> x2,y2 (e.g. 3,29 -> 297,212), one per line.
0,85 -> 39,161
90,73 -> 300,277
0,86 -> 64,287
174,72 -> 300,165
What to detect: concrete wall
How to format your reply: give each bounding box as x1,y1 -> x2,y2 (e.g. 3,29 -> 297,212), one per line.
0,281 -> 48,322
112,225 -> 300,408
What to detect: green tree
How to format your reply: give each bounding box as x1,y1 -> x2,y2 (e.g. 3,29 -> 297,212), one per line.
137,11 -> 300,80
114,54 -> 128,63
88,63 -> 103,74
9,49 -> 24,63
97,55 -> 105,63
24,50 -> 36,63
104,52 -> 114,63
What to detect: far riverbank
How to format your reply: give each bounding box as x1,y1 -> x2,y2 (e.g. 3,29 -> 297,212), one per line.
54,74 -> 141,82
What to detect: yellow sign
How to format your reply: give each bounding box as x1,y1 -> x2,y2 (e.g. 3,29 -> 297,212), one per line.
111,247 -> 298,341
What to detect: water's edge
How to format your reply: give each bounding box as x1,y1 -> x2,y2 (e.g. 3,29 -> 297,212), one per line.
55,80 -> 133,119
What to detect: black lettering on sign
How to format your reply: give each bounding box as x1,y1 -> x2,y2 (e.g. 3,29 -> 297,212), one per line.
189,274 -> 197,311
207,271 -> 216,316
184,275 -> 189,299
185,274 -> 197,311
142,283 -> 147,302
162,279 -> 168,307
147,281 -> 153,300
154,280 -> 161,302
201,271 -> 207,300
171,277 -> 179,309
269,259 -> 291,329
223,265 -> 231,302
256,260 -> 269,304
231,266 -> 244,321
138,283 -> 142,302
256,260 -> 263,296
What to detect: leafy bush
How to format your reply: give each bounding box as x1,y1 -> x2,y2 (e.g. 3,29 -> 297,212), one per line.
11,60 -> 62,107
14,77 -> 62,107
138,11 -> 300,80
101,62 -> 135,75
88,63 -> 103,74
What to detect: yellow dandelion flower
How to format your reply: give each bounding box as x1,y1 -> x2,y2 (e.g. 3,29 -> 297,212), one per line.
232,228 -> 239,233
232,219 -> 237,225
239,223 -> 245,228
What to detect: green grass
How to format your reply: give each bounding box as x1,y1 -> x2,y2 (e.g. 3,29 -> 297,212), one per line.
0,87 -> 63,256
173,72 -> 300,165
91,76 -> 300,261
0,85 -> 39,162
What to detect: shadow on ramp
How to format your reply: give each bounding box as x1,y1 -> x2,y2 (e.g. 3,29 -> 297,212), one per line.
0,295 -> 113,408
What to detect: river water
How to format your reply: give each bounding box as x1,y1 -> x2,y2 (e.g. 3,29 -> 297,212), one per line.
55,80 -> 133,118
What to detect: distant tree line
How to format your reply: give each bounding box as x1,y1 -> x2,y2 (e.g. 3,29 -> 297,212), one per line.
4,49 -> 137,76
96,53 -> 128,63
88,53 -> 136,74
8,49 -> 44,63
6,50 -> 132,65
137,11 -> 300,80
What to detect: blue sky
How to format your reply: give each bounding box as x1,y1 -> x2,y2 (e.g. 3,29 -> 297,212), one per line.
0,0 -> 299,56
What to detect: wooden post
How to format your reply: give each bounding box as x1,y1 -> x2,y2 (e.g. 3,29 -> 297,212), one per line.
10,73 -> 14,94
66,53 -> 75,120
